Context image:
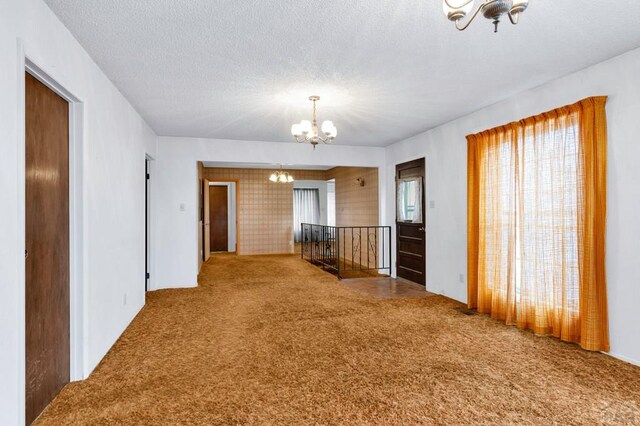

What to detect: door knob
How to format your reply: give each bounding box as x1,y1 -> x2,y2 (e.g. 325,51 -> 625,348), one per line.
419,227 -> 425,232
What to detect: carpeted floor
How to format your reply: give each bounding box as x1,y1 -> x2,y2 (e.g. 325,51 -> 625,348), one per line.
37,254 -> 640,425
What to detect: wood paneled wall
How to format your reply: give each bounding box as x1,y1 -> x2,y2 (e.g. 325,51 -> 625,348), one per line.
201,166 -> 378,255
327,167 -> 380,268
327,167 -> 379,227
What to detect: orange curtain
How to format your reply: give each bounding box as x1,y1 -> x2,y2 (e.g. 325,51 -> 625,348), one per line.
467,97 -> 609,352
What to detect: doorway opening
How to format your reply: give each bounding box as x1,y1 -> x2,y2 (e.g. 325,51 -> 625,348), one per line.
292,179 -> 335,254
208,182 -> 237,254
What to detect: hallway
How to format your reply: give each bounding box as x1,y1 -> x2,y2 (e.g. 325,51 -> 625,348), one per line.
37,255 -> 640,425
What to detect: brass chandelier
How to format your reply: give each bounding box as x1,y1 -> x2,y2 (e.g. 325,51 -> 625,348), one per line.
443,0 -> 529,32
269,166 -> 294,183
291,96 -> 337,149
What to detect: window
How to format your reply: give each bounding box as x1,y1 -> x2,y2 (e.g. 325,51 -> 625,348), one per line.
396,177 -> 423,223
467,97 -> 609,352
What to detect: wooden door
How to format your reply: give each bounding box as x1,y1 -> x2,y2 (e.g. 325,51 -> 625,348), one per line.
396,158 -> 426,285
203,179 -> 211,261
209,186 -> 228,252
25,72 -> 70,424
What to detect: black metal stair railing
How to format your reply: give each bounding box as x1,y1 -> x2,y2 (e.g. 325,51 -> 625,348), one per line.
300,223 -> 392,279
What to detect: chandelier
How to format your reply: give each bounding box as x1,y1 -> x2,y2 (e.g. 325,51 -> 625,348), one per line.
269,166 -> 294,183
443,0 -> 529,32
291,96 -> 337,149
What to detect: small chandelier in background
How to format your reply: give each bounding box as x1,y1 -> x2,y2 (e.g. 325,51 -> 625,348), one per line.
443,0 -> 529,32
291,96 -> 337,149
269,166 -> 294,183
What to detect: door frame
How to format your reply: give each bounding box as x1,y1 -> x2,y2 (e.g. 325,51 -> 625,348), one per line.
208,184 -> 230,253
145,156 -> 154,292
395,158 -> 426,285
17,44 -> 87,419
203,178 -> 211,261
208,179 -> 240,254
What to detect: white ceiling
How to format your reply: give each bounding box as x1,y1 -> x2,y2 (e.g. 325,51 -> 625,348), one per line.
45,0 -> 640,147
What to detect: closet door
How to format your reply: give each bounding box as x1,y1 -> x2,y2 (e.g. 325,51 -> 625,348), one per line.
209,185 -> 229,252
25,72 -> 70,424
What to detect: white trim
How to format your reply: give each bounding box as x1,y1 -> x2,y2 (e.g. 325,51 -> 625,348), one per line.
208,181 -> 238,253
145,154 -> 156,291
608,352 -> 640,368
20,45 -> 88,393
16,38 -> 27,426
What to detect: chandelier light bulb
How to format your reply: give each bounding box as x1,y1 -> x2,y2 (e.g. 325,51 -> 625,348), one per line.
278,174 -> 287,183
291,124 -> 302,137
321,120 -> 334,135
287,175 -> 294,183
299,120 -> 312,134
330,126 -> 337,138
510,0 -> 528,13
269,173 -> 278,182
442,0 -> 474,20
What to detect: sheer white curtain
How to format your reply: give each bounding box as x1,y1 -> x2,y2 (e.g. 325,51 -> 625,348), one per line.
293,189 -> 320,242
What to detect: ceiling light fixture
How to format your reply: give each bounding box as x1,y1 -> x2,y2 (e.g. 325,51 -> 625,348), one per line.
443,0 -> 529,32
269,166 -> 294,183
291,96 -> 337,149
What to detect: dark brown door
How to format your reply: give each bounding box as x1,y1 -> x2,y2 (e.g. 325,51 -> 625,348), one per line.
25,72 -> 70,424
396,158 -> 426,285
209,186 -> 228,252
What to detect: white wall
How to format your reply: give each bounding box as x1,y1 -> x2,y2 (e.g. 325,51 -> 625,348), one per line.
0,1 -> 157,424
210,181 -> 237,252
155,137 -> 386,289
385,47 -> 640,365
294,180 -> 329,225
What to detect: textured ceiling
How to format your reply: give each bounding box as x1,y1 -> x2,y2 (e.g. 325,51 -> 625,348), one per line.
45,0 -> 640,146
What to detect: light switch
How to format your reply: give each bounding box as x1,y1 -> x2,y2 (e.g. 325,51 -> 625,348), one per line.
429,200 -> 435,209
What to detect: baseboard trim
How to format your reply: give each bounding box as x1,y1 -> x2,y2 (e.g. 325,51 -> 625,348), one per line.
607,351 -> 640,367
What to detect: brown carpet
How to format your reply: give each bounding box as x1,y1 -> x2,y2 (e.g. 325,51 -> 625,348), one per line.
37,254 -> 640,425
